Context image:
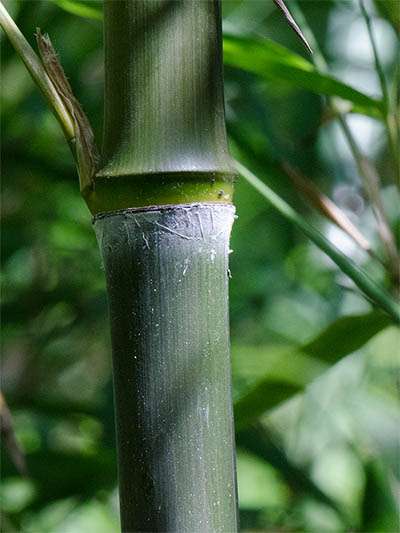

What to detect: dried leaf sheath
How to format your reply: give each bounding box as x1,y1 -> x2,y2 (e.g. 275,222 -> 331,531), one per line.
36,29 -> 99,193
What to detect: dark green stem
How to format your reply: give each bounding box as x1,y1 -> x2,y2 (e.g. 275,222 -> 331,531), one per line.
93,2 -> 239,530
88,0 -> 236,214
94,204 -> 238,532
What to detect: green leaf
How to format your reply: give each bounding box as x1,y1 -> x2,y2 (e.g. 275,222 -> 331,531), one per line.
302,311 -> 392,363
236,161 -> 400,324
236,423 -> 350,525
234,311 -> 391,430
361,460 -> 399,532
235,381 -> 301,431
373,0 -> 400,34
223,35 -> 385,118
53,0 -> 103,21
1,448 -> 116,509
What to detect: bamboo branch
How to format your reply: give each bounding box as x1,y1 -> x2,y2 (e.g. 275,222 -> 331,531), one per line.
235,160 -> 400,323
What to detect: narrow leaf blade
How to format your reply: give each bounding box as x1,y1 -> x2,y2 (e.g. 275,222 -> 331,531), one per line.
234,381 -> 301,431
302,311 -> 392,363
223,35 -> 385,118
233,312 -> 391,429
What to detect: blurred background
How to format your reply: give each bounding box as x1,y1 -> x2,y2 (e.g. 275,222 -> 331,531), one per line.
1,0 -> 399,531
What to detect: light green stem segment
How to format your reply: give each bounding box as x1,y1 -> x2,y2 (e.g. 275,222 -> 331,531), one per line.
89,0 -> 235,214
236,161 -> 400,323
95,204 -> 238,532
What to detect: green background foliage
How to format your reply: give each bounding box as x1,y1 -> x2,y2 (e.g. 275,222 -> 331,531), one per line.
1,0 -> 399,531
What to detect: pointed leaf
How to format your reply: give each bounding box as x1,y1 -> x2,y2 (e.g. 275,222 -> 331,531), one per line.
235,381 -> 301,431
233,312 -> 391,429
223,35 -> 385,118
302,311 -> 392,363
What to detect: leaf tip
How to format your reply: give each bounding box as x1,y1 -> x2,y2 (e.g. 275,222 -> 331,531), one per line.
273,0 -> 313,55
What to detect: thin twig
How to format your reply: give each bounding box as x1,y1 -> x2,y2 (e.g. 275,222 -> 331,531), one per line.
338,119 -> 400,283
0,392 -> 27,475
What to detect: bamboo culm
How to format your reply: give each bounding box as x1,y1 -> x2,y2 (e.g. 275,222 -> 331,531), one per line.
94,204 -> 238,532
94,1 -> 239,529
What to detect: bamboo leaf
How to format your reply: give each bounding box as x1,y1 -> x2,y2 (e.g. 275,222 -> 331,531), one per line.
234,311 -> 391,430
223,35 -> 385,118
53,0 -> 103,21
235,161 -> 400,324
235,381 -> 301,431
302,311 -> 392,363
373,0 -> 400,33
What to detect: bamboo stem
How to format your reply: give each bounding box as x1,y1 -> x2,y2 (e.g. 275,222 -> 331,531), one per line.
94,204 -> 238,532
89,0 -> 235,214
95,2 -> 239,530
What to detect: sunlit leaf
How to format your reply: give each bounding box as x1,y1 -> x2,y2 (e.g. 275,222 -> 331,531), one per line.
223,35 -> 385,118
234,311 -> 391,429
302,311 -> 392,363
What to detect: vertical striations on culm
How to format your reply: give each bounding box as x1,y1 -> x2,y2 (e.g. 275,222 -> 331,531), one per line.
85,0 -> 236,215
94,204 -> 238,533
99,0 -> 232,177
